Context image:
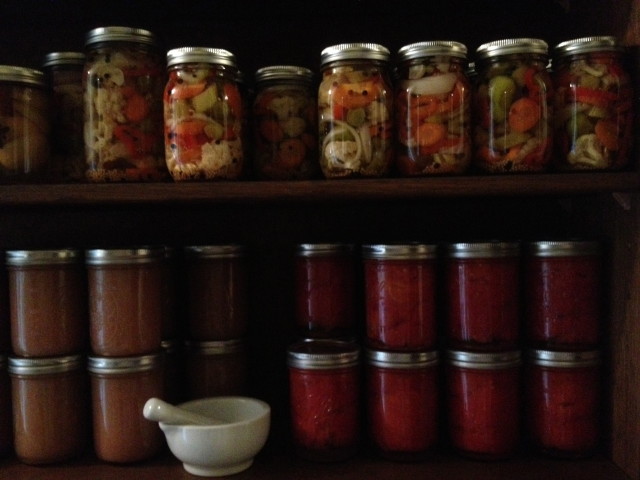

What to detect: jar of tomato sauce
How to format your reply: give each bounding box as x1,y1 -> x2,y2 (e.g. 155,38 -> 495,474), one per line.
395,41 -> 471,176
362,243 -> 438,350
525,240 -> 602,349
84,27 -> 167,182
444,241 -> 521,350
526,349 -> 601,458
294,243 -> 356,338
287,339 -> 360,461
446,349 -> 521,460
365,349 -> 439,461
552,36 -> 633,170
253,65 -> 318,179
165,47 -> 245,181
473,38 -> 553,173
318,43 -> 393,178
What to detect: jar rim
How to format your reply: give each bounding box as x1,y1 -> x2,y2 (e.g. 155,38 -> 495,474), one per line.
528,349 -> 601,367
320,43 -> 390,66
0,65 -> 46,87
184,339 -> 246,354
287,339 -> 360,369
362,243 -> 437,260
184,244 -> 245,259
366,349 -> 439,368
476,38 -> 548,60
397,40 -> 468,61
87,353 -> 163,374
85,26 -> 158,47
6,248 -> 82,266
166,46 -> 237,68
446,350 -> 521,369
255,65 -> 314,84
554,36 -> 621,57
445,241 -> 520,258
526,240 -> 601,257
9,354 -> 84,375
42,51 -> 86,67
296,243 -> 355,256
85,246 -> 165,265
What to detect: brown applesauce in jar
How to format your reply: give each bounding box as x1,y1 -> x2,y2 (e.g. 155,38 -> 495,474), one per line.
86,247 -> 164,356
88,353 -> 164,463
6,249 -> 87,357
9,355 -> 89,464
0,355 -> 12,457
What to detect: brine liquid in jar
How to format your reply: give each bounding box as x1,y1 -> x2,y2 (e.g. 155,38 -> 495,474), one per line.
395,41 -> 471,175
318,43 -> 393,178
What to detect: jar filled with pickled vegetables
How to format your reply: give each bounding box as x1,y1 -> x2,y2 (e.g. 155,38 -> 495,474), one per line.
0,66 -> 50,183
318,43 -> 393,178
395,41 -> 471,176
84,26 -> 167,182
165,47 -> 245,181
552,36 -> 633,171
253,65 -> 319,179
473,38 -> 553,173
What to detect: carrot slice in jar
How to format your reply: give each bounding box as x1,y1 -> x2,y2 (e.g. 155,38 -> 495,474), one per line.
594,119 -> 619,151
416,122 -> 446,147
508,97 -> 540,133
171,82 -> 207,100
277,138 -> 306,168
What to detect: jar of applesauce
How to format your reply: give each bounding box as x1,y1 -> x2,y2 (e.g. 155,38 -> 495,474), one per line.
395,41 -> 471,175
164,47 -> 245,180
318,43 -> 393,178
552,36 -> 633,170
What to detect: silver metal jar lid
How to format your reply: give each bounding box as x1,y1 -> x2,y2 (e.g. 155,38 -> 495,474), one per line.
554,36 -> 621,57
42,51 -> 86,68
397,41 -> 468,61
526,240 -> 601,257
6,249 -> 82,266
166,46 -> 237,68
255,65 -> 314,84
287,339 -> 360,369
446,350 -> 522,369
85,26 -> 158,47
296,243 -> 355,257
184,244 -> 245,259
0,66 -> 46,87
528,349 -> 601,368
446,241 -> 520,259
362,243 -> 437,260
476,38 -> 548,60
87,353 -> 162,374
9,354 -> 84,376
85,246 -> 165,265
185,339 -> 246,355
320,43 -> 390,66
366,349 -> 439,369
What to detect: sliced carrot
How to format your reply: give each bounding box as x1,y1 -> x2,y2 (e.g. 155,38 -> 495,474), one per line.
174,119 -> 208,136
123,93 -> 149,123
276,138 -> 306,168
259,118 -> 284,143
594,119 -> 619,151
223,83 -> 243,117
416,122 -> 446,147
508,97 -> 540,133
503,144 -> 523,163
333,81 -> 379,109
171,82 -> 207,100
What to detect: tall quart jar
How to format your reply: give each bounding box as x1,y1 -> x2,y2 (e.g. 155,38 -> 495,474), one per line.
365,349 -> 439,461
473,38 -> 553,173
164,47 -> 245,180
395,41 -> 471,175
287,339 -> 360,462
526,349 -> 601,458
318,43 -> 393,178
84,26 -> 167,182
0,66 -> 50,182
552,36 -> 633,170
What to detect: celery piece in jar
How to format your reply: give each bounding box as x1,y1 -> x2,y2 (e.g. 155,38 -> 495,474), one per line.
191,85 -> 218,114
492,131 -> 531,151
578,73 -> 600,90
566,112 -> 594,139
488,75 -> 516,123
204,121 -> 225,140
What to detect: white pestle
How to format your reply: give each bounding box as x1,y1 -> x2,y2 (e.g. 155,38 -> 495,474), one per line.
143,397 -> 225,426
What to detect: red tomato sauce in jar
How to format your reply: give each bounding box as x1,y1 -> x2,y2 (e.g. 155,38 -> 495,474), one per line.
287,339 -> 360,462
362,243 -> 438,350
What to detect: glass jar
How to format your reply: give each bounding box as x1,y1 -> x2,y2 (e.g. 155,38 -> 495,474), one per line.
525,240 -> 602,349
287,339 -> 360,461
0,254 -> 10,354
0,66 -> 50,182
527,349 -> 601,458
6,249 -> 87,357
9,355 -> 89,464
185,339 -> 248,399
84,26 -> 167,182
253,65 -> 319,179
395,41 -> 471,175
365,349 -> 439,461
184,245 -> 248,341
0,355 -> 11,457
444,241 -> 521,350
294,243 -> 356,338
164,47 -> 245,181
88,353 -> 164,463
473,38 -> 553,173
362,243 -> 438,350
86,247 -> 164,356
318,43 -> 393,178
552,36 -> 633,170
446,350 -> 521,460
42,52 -> 86,182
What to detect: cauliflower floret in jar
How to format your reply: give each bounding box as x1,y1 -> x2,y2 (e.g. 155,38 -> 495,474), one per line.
200,139 -> 243,172
324,140 -> 360,171
268,95 -> 307,121
281,117 -> 307,137
366,100 -> 389,124
567,133 -> 609,169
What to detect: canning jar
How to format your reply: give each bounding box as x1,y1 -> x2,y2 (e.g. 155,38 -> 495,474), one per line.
185,339 -> 248,399
552,36 -> 633,170
525,240 -> 602,349
86,247 -> 164,356
0,66 -> 50,182
365,349 -> 439,460
9,355 -> 89,464
164,47 -> 245,180
444,241 -> 521,350
287,339 -> 360,461
0,255 -> 10,353
473,38 -> 553,173
526,349 -> 601,458
0,355 -> 11,457
294,243 -> 356,338
395,41 -> 471,175
88,353 -> 164,463
42,52 -> 86,181
253,65 -> 319,179
184,245 -> 248,341
362,243 -> 438,350
446,350 -> 521,460
318,43 -> 393,178
6,249 -> 87,357
84,26 -> 167,182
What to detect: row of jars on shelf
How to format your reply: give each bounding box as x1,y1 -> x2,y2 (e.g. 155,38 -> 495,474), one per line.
0,29 -> 634,183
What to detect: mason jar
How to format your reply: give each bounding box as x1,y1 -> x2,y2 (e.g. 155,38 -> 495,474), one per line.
0,355 -> 11,457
